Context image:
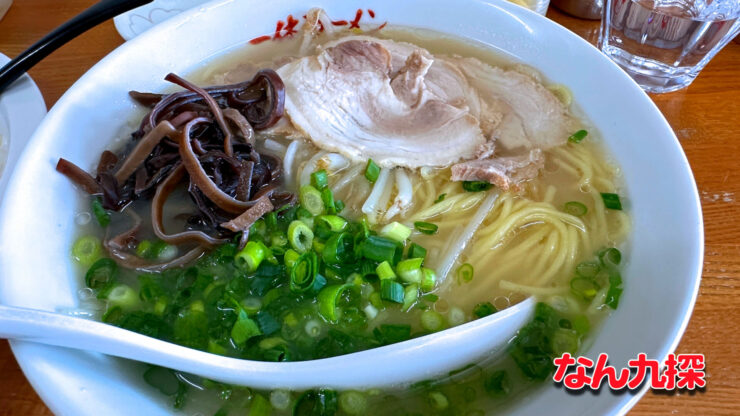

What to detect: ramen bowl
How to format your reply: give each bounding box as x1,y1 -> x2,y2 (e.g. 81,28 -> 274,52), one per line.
0,0 -> 702,414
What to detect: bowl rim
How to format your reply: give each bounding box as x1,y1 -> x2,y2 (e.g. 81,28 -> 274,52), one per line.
2,0 -> 703,414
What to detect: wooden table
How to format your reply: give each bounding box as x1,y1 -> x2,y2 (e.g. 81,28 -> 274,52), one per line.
0,1 -> 738,415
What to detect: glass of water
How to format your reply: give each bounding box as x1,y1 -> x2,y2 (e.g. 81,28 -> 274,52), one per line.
599,0 -> 740,93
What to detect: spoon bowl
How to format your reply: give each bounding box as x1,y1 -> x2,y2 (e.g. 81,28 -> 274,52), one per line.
0,300 -> 534,389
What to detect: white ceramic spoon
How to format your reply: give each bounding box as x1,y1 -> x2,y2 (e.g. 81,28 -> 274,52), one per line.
0,299 -> 533,390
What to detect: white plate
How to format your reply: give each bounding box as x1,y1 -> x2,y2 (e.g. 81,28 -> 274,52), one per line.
0,53 -> 47,198
0,0 -> 702,415
113,0 -> 208,40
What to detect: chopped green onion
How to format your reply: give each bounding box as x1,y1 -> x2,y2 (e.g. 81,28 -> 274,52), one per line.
258,337 -> 286,350
428,391 -> 449,410
312,239 -> 325,254
448,307 -> 466,326
296,207 -> 314,228
361,236 -> 402,264
106,284 -> 140,310
576,261 -> 600,278
607,269 -> 622,289
380,280 -> 404,303
402,284 -> 419,311
335,200 -> 345,213
234,241 -> 268,272
316,215 -> 348,232
369,292 -> 383,309
570,277 -> 600,301
321,187 -> 336,214
270,233 -> 288,249
91,198 -> 111,227
462,181 -> 493,192
484,370 -> 510,397
189,300 -> 204,313
364,159 -> 380,183
135,239 -> 153,258
551,328 -> 580,355
250,218 -> 267,239
559,318 -> 573,330
408,243 -> 427,260
242,297 -> 262,315
376,261 -> 396,280
288,220 -> 314,253
299,185 -> 324,215
339,391 -> 367,415
572,315 -> 591,335
420,268 -> 437,292
379,221 -> 412,242
231,310 -> 261,346
318,284 -> 352,323
473,302 -> 497,318
290,252 -> 318,293
85,258 -> 118,291
599,247 -> 622,267
568,129 -> 588,143
157,244 -> 178,261
143,367 -> 180,396
422,293 -> 439,303
457,263 -> 474,283
136,240 -> 172,260
265,211 -> 278,231
174,382 -> 187,409
311,169 -> 329,190
101,306 -> 122,323
601,192 -> 623,210
249,393 -> 272,416
414,221 -> 438,235
294,390 -> 338,416
375,324 -> 411,344
322,232 -> 352,265
396,258 -> 423,283
153,297 -> 168,315
270,390 -> 292,411
135,240 -> 174,260
434,193 -> 446,204
72,235 -> 102,266
284,249 -> 300,269
605,284 -> 623,309
420,310 -> 445,332
310,274 -> 327,293
563,201 -> 588,217
363,303 -> 379,319
304,319 -> 323,337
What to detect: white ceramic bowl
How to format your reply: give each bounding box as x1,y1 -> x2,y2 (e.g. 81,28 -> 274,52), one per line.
0,0 -> 702,414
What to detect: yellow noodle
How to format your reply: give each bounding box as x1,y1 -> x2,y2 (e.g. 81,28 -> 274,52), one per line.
287,134 -> 630,310
409,192 -> 485,221
543,184 -> 557,204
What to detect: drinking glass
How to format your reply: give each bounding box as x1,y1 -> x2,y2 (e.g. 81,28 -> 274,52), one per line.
599,0 -> 740,93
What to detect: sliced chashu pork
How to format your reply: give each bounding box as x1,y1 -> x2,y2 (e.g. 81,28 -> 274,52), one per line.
448,57 -> 574,154
446,58 -> 574,190
276,37 -> 486,168
277,33 -> 573,189
451,149 -> 545,191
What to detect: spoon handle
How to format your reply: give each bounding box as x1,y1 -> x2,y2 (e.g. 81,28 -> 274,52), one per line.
0,304 -> 138,350
0,304 -> 203,369
0,0 -> 153,94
